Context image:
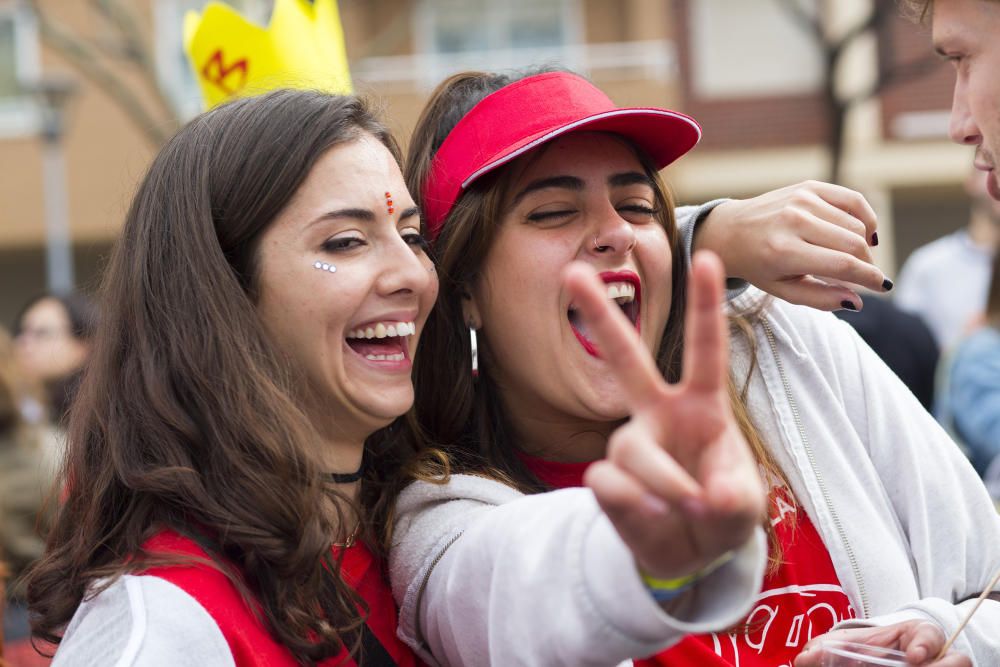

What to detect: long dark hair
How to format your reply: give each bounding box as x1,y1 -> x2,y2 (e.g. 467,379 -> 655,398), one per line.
403,70 -> 789,570
26,89 -> 406,663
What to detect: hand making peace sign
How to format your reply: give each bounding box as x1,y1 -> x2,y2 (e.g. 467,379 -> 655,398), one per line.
562,250 -> 767,582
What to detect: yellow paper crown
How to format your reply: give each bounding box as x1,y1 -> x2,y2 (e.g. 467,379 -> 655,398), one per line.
183,0 -> 353,109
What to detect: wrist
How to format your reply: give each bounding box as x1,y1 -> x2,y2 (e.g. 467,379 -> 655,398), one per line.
639,550 -> 736,603
693,199 -> 738,275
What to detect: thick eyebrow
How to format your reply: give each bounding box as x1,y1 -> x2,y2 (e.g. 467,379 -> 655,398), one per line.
309,204 -> 420,227
509,175 -> 584,208
398,205 -> 420,222
609,172 -> 655,189
309,208 -> 375,226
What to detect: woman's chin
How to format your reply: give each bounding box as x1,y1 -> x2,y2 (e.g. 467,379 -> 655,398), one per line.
574,393 -> 630,423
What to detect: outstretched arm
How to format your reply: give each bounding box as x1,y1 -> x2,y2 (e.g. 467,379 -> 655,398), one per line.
390,252 -> 768,667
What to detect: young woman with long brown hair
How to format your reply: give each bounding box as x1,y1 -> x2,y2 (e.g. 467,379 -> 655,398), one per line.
26,89 -> 437,666
389,69 -> 1000,667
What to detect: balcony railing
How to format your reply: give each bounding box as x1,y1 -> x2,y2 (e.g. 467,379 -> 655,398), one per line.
352,39 -> 677,90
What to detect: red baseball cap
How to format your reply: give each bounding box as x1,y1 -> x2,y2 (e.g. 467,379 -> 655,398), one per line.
422,71 -> 702,240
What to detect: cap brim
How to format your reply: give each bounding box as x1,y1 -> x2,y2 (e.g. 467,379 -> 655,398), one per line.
462,107 -> 701,189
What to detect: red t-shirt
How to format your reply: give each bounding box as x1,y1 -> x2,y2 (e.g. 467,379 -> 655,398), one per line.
519,453 -> 856,666
143,529 -> 420,667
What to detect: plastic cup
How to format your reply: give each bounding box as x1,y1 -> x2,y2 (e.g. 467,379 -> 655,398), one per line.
818,640 -> 908,666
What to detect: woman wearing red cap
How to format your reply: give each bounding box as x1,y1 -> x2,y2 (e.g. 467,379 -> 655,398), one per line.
389,69 -> 1000,666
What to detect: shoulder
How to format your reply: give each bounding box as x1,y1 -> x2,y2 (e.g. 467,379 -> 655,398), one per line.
956,326 -> 1000,357
392,474 -> 525,562
395,473 -> 524,514
728,287 -> 860,355
53,574 -> 235,667
952,327 -> 1000,376
902,232 -> 968,269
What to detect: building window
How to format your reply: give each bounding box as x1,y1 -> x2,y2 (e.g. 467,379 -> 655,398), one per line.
688,0 -> 821,99
154,0 -> 271,119
411,0 -> 583,84
426,0 -> 570,54
0,2 -> 40,138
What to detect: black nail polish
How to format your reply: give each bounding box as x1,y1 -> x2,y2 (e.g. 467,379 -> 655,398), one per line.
871,232 -> 879,246
882,278 -> 894,291
840,300 -> 858,311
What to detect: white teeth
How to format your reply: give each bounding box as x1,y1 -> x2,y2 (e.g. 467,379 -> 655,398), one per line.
605,281 -> 635,303
346,321 -> 416,339
364,352 -> 405,361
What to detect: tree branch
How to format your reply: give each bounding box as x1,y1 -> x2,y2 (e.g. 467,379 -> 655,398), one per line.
829,3 -> 886,62
774,0 -> 824,42
91,0 -> 181,128
27,0 -> 176,146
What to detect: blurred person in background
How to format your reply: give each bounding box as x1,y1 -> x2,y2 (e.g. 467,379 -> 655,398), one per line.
12,292 -> 97,427
941,249 -> 1000,491
834,296 -> 939,410
0,326 -> 53,645
895,171 -> 1000,351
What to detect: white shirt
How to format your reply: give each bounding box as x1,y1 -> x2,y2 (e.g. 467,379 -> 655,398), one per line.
895,229 -> 994,349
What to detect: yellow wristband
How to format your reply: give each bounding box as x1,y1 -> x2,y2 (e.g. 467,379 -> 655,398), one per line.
640,550 -> 736,602
640,570 -> 699,592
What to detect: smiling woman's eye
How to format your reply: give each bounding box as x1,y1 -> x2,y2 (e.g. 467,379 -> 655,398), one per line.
526,209 -> 576,223
617,203 -> 660,221
321,235 -> 365,252
402,231 -> 430,252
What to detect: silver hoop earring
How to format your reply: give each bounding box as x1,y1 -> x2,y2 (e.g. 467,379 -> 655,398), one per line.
469,325 -> 479,378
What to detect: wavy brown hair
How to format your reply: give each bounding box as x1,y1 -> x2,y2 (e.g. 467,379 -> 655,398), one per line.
25,89 -> 411,664
404,69 -> 788,568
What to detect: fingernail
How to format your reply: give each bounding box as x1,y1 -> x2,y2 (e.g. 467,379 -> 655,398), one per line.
840,300 -> 858,311
640,493 -> 669,517
882,277 -> 894,291
871,232 -> 879,246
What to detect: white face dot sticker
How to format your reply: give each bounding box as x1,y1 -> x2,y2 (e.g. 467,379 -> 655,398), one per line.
313,260 -> 337,273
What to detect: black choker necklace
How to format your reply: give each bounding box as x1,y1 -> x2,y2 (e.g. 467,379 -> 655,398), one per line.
322,450 -> 366,484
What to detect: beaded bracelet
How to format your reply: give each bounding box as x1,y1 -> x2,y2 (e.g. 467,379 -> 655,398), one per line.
640,550 -> 736,603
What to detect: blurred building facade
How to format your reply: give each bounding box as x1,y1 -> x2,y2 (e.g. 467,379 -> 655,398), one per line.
669,0 -> 967,276
0,0 -> 970,325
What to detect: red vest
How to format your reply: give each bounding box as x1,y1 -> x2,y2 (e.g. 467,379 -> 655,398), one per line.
142,530 -> 420,666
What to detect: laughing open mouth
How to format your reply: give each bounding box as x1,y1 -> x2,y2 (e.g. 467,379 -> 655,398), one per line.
345,321 -> 416,362
568,271 -> 641,357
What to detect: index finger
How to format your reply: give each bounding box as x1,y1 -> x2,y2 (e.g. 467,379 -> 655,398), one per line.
562,262 -> 663,409
682,251 -> 729,394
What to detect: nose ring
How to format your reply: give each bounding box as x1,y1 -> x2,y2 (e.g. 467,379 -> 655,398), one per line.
593,235 -> 610,252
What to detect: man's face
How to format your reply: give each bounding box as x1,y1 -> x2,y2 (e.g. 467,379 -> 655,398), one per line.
934,0 -> 1000,200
